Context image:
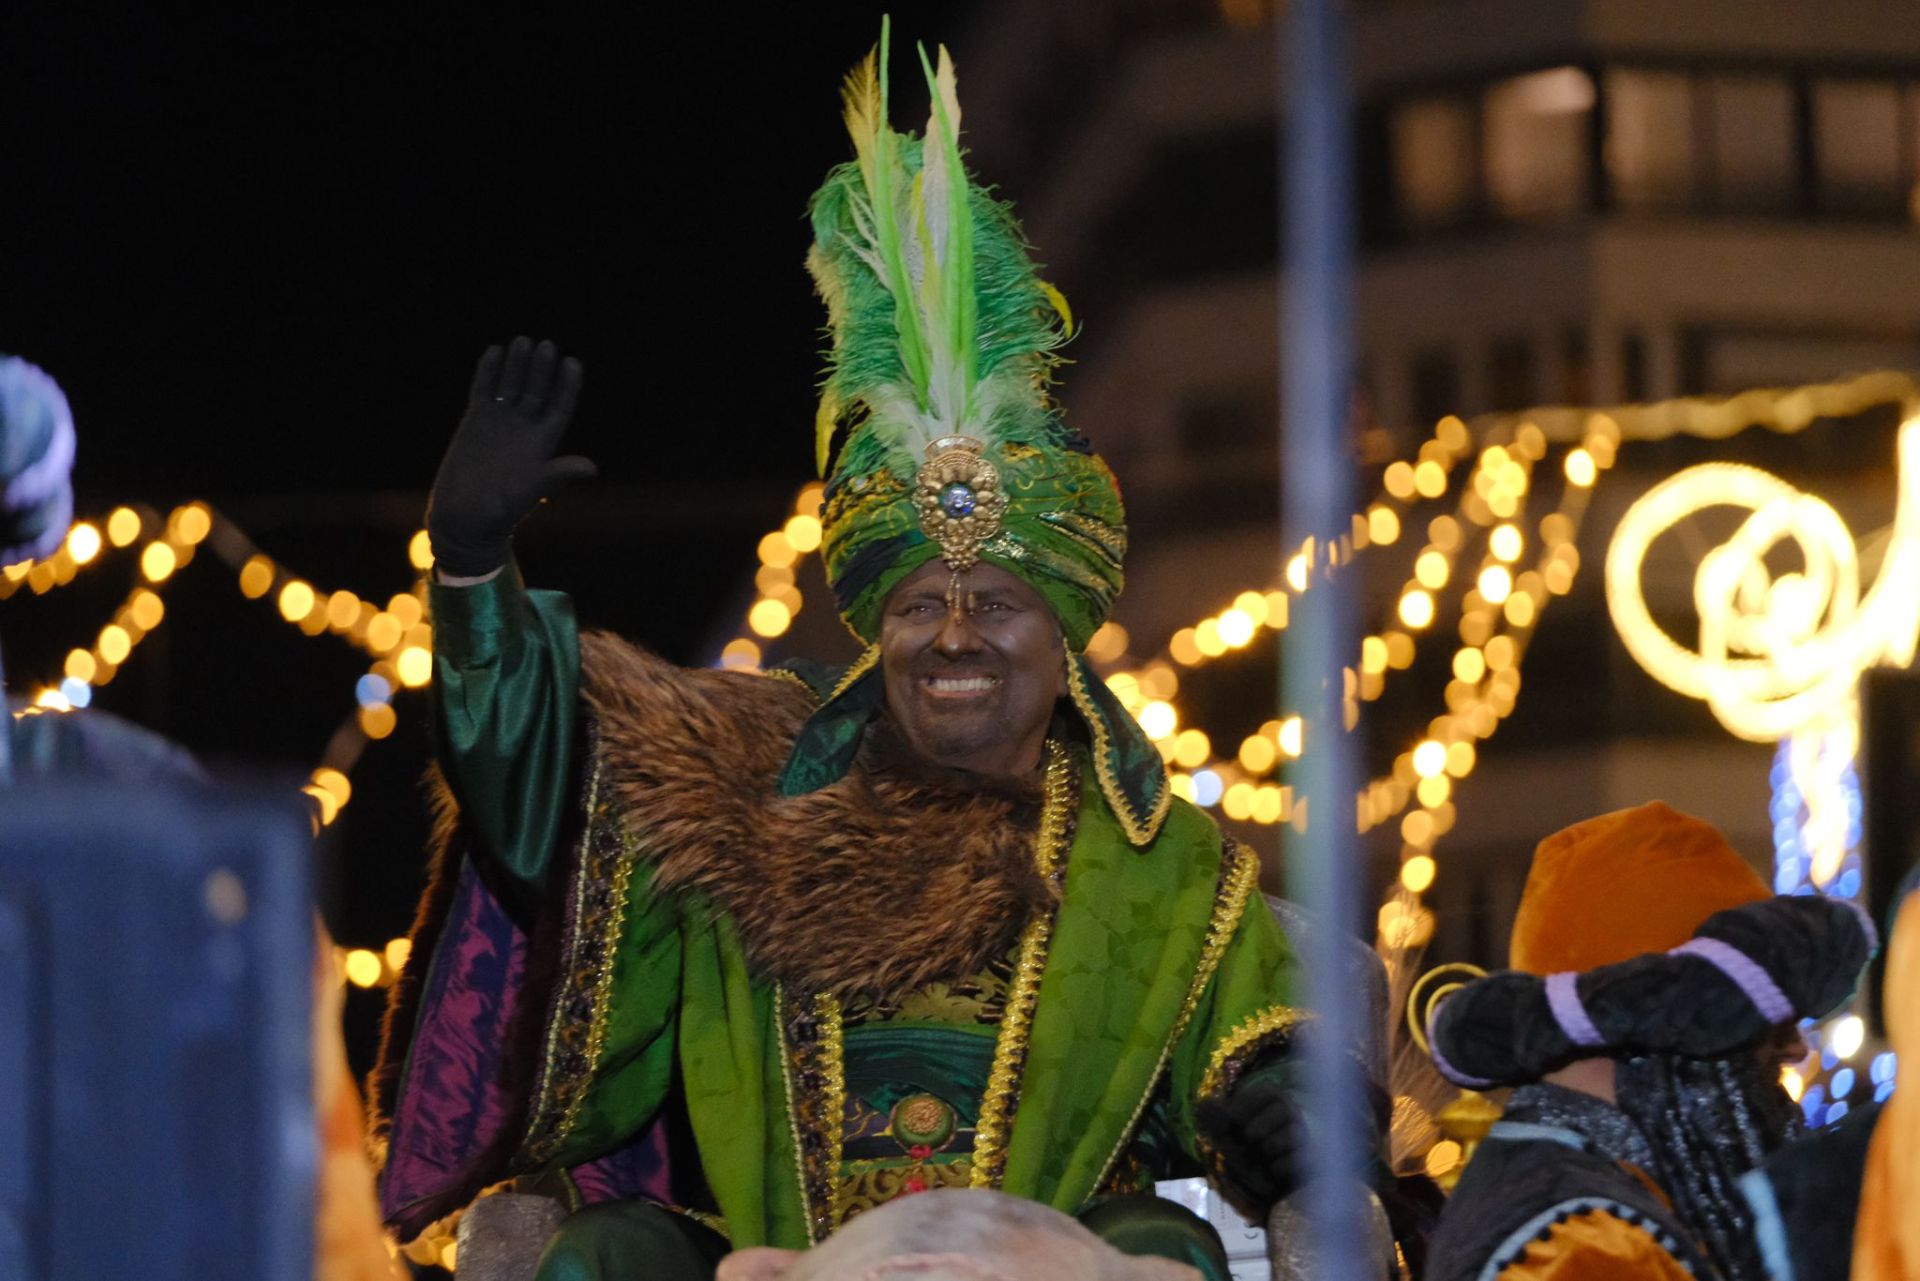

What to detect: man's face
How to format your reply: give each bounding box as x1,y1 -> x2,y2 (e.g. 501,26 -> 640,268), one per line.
879,559 -> 1067,778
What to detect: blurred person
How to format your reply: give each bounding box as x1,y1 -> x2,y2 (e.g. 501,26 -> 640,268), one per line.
372,25 -> 1344,1281
1424,803 -> 1875,1281
1737,865 -> 1919,1281
0,352 -> 403,1281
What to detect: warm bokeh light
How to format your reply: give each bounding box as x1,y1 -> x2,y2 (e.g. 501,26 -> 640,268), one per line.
748,597 -> 792,638
1412,739 -> 1446,779
97,625 -> 132,666
1277,716 -> 1303,758
408,530 -> 435,570
141,542 -> 177,582
1138,700 -> 1178,741
1413,460 -> 1447,498
783,513 -> 823,554
1216,608 -> 1255,648
396,646 -> 433,688
1169,628 -> 1203,665
1239,733 -> 1278,774
129,590 -> 164,631
1401,854 -> 1437,894
1367,504 -> 1400,545
719,637 -> 762,671
326,590 -> 361,630
1398,590 -> 1435,629
1172,729 -> 1211,769
1414,550 -> 1449,590
366,612 -> 403,652
66,522 -> 102,565
1452,647 -> 1486,683
1444,740 -> 1476,778
359,703 -> 398,739
1477,565 -> 1513,604
1489,523 -> 1524,563
1085,621 -> 1130,663
757,531 -> 797,569
172,503 -> 213,545
106,507 -> 142,548
238,555 -> 274,599
278,580 -> 316,622
344,949 -> 383,988
1564,448 -> 1597,487
65,649 -> 97,683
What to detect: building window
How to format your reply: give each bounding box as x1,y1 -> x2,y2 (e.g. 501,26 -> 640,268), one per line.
1391,96 -> 1477,231
1486,336 -> 1537,410
1815,78 -> 1908,215
1620,333 -> 1648,402
1411,346 -> 1460,426
1557,328 -> 1590,404
1178,386 -> 1277,454
1606,69 -> 1697,211
1703,75 -> 1796,213
1483,67 -> 1594,220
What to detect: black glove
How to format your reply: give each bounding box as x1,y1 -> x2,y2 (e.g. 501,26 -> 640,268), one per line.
1194,1076 -> 1306,1215
426,336 -> 596,577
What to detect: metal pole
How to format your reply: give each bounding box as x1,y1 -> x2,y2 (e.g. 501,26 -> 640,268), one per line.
1279,0 -> 1367,1277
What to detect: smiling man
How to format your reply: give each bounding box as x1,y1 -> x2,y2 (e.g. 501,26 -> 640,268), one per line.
373,27 -> 1314,1281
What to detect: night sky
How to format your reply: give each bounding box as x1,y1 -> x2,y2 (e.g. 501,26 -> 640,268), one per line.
1,4 -> 970,1057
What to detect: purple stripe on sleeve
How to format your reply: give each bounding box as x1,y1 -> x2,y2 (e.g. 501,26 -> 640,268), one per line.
1670,936 -> 1795,1025
1545,971 -> 1605,1047
1426,997 -> 1496,1088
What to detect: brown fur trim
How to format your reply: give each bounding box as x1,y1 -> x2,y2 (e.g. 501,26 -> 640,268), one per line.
581,631 -> 1059,1004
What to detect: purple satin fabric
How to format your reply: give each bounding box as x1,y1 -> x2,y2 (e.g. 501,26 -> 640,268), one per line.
378,859 -> 674,1234
380,860 -> 530,1227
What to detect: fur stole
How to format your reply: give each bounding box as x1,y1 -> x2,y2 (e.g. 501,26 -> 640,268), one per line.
580,631 -> 1061,1005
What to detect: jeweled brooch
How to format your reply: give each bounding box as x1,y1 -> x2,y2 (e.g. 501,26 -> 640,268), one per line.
913,435 -> 1007,573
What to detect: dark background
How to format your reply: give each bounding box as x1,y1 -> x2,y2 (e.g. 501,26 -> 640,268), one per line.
0,3 -> 969,1067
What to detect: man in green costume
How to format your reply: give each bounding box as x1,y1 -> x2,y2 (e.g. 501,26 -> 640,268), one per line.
374,26 -> 1326,1281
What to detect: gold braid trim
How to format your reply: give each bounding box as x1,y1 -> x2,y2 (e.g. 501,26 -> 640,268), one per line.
826,643 -> 881,702
1063,654 -> 1170,846
758,666 -> 821,702
1092,837 -> 1262,1189
777,986 -> 847,1243
521,751 -> 643,1166
1199,1005 -> 1312,1102
968,740 -> 1075,1189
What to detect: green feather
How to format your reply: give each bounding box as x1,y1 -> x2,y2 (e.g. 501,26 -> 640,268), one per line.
807,20 -> 1073,480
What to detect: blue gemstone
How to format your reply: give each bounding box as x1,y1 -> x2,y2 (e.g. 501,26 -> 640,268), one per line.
939,483 -> 977,518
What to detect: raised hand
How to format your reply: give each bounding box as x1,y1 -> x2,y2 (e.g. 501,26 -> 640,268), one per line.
425,337 -> 597,577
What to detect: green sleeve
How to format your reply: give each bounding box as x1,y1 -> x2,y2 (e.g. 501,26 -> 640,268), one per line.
429,562 -> 581,894
1167,883 -> 1309,1159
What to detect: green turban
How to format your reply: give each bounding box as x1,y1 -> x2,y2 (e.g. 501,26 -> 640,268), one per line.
806,24 -> 1127,652
781,21 -> 1166,846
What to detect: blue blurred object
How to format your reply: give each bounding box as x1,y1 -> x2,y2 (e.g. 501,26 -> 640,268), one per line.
0,784 -> 313,1280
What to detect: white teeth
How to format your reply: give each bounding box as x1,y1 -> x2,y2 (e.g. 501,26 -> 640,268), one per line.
928,676 -> 998,692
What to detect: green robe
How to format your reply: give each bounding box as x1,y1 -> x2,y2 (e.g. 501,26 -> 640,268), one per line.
429,568 -> 1306,1249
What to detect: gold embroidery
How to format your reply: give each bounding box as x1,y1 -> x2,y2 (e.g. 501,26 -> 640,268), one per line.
778,987 -> 847,1243
1064,654 -> 1170,846
758,666 -> 820,701
1092,837 -> 1261,1189
521,748 -> 643,1166
968,740 -> 1075,1189
826,644 -> 881,702
839,1156 -> 975,1223
1200,1005 -> 1311,1101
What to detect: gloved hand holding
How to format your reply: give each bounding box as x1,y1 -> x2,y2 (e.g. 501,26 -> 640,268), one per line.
1194,1076 -> 1306,1215
426,336 -> 596,577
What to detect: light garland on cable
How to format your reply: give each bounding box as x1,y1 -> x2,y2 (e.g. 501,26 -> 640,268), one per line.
3,500 -> 434,831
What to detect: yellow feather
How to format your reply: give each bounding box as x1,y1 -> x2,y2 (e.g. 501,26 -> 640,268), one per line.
815,386 -> 842,477
841,48 -> 882,188
1039,280 -> 1075,336
934,45 -> 962,138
